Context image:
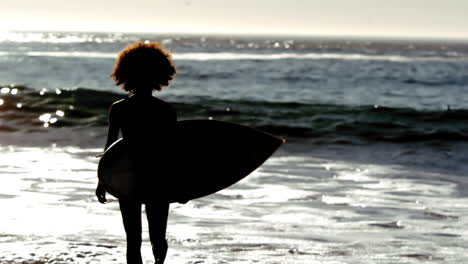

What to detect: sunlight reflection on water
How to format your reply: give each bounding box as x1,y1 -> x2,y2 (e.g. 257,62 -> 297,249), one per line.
0,146 -> 468,263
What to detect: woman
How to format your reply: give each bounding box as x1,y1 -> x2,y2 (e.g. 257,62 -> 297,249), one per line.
96,41 -> 177,264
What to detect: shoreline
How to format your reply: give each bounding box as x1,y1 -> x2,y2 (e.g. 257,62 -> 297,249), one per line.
0,144 -> 467,263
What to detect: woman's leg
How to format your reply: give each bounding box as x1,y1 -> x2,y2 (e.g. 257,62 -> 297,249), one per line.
146,202 -> 170,264
119,199 -> 143,264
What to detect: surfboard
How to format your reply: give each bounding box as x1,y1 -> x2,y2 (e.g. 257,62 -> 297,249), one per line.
97,120 -> 285,202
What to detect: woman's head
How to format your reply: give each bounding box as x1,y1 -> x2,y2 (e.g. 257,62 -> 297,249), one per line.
111,41 -> 176,93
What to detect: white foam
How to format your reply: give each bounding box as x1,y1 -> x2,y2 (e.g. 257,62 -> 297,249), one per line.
0,50 -> 464,62
174,52 -> 465,62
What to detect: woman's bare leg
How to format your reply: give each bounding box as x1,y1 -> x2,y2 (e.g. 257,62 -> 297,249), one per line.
119,199 -> 143,264
146,202 -> 169,264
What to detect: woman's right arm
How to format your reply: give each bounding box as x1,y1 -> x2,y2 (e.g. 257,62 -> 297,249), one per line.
96,104 -> 121,204
104,104 -> 120,150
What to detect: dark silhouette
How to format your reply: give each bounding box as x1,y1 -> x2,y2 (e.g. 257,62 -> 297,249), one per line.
96,41 -> 176,264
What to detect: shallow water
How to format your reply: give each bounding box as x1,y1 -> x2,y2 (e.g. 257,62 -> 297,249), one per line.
1,142 -> 468,264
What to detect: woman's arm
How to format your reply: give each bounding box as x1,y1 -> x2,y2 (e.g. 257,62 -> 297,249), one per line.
96,104 -> 121,204
104,105 -> 120,150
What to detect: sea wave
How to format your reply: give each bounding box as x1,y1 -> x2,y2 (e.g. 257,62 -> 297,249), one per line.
0,85 -> 467,144
0,51 -> 116,59
174,52 -> 466,62
0,50 -> 465,62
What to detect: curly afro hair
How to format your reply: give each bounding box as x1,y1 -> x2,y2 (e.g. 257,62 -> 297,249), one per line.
111,41 -> 176,93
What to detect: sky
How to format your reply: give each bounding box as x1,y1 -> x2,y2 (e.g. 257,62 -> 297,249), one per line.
1,0 -> 468,39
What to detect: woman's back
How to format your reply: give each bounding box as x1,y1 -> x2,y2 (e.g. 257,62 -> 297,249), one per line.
111,95 -> 177,150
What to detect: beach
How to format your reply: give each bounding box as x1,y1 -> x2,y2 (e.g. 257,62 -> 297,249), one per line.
1,32 -> 468,263
1,142 -> 468,263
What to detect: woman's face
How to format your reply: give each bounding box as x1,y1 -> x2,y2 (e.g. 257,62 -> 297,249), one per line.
156,75 -> 173,88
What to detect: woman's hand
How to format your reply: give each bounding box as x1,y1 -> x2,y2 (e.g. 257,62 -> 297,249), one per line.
95,184 -> 108,204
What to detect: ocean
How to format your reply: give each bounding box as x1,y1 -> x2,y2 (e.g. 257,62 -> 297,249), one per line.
0,31 -> 468,263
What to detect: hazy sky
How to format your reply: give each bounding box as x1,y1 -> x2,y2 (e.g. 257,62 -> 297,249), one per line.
1,0 -> 468,39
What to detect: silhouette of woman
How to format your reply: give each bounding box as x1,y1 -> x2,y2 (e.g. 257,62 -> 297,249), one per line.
96,41 -> 177,264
